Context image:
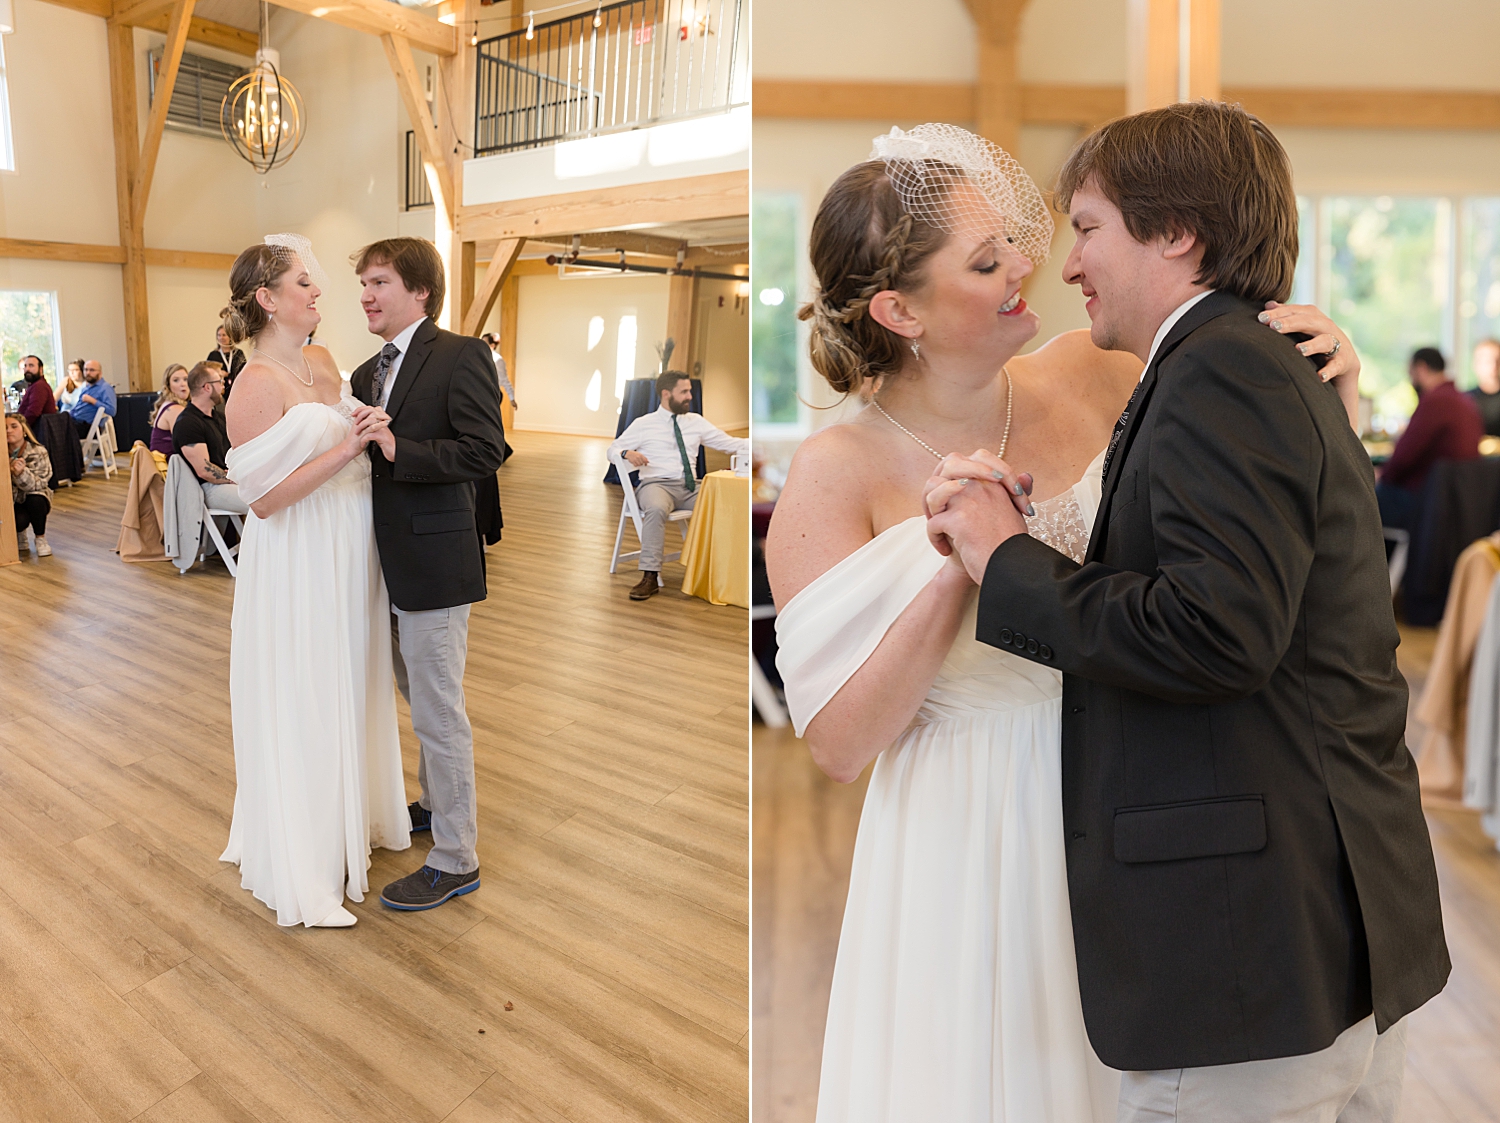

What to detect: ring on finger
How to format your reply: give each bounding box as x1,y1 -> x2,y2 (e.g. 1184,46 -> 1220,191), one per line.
1329,338 -> 1342,356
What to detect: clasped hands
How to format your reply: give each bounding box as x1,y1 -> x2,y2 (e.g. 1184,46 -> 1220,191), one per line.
924,450 -> 1035,585
351,404 -> 396,459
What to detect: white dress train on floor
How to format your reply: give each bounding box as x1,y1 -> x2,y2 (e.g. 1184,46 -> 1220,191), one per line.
777,450 -> 1119,1123
219,388 -> 410,927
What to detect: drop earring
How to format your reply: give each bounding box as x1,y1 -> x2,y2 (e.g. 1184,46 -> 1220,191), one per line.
910,339 -> 921,361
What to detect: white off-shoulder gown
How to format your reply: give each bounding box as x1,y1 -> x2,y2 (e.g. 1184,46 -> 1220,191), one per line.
220,389 -> 410,927
777,450 -> 1119,1123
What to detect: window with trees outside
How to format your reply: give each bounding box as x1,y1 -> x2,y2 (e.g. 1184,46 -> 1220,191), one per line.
1296,194 -> 1500,436
751,192 -> 800,429
0,291 -> 63,388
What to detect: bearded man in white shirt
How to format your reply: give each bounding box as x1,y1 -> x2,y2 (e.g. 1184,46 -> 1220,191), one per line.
609,369 -> 749,601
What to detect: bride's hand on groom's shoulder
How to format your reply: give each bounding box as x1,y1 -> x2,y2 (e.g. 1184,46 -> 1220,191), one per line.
1259,301 -> 1360,387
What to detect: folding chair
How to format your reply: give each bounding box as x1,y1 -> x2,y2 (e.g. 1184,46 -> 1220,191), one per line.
750,603 -> 789,728
608,451 -> 693,586
166,456 -> 243,576
79,411 -> 119,479
1383,527 -> 1410,597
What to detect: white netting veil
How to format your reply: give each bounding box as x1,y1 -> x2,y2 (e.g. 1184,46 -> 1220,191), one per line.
869,124 -> 1052,266
263,232 -> 329,289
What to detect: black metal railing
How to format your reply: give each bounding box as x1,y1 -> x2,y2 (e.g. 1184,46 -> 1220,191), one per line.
404,130 -> 434,210
475,0 -> 746,156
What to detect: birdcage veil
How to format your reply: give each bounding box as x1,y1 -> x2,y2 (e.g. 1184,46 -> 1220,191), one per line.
869,124 -> 1053,266
263,232 -> 329,289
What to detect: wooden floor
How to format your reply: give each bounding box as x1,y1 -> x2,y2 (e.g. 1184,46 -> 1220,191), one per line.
752,626 -> 1500,1123
0,430 -> 748,1123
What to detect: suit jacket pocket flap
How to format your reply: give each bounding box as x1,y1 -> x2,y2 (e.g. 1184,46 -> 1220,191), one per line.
1113,796 -> 1265,864
411,509 -> 472,535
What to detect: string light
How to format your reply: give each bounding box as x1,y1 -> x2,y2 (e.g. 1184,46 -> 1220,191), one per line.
592,3 -> 601,27
470,18 -> 478,45
525,10 -> 534,39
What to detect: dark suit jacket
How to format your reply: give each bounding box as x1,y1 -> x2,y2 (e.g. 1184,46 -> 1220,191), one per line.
978,291 -> 1449,1071
351,318 -> 505,612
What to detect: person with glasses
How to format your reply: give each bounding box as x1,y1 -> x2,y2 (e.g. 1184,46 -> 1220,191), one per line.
172,362 -> 248,514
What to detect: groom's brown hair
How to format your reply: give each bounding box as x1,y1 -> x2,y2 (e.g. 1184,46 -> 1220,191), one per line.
353,237 -> 446,319
1055,100 -> 1298,304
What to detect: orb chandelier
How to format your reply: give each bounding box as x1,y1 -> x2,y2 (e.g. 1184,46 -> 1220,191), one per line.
220,2 -> 305,173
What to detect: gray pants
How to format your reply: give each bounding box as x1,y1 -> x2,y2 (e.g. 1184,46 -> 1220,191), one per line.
635,480 -> 697,571
201,481 -> 248,514
1118,1015 -> 1407,1123
391,604 -> 478,874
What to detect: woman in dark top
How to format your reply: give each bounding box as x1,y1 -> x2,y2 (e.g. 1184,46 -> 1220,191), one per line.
150,363 -> 191,456
208,326 -> 248,396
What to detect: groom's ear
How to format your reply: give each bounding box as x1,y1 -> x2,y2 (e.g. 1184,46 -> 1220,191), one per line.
868,290 -> 919,341
1160,224 -> 1201,262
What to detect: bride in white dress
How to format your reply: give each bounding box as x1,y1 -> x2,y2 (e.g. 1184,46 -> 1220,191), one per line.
765,127 -> 1360,1121
218,237 -> 411,929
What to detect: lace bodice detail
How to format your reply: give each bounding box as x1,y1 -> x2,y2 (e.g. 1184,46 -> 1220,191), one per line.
1025,490 -> 1091,564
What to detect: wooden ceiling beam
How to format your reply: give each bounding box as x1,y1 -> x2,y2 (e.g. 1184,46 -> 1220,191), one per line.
272,0 -> 456,56
136,11 -> 259,56
382,33 -> 457,218
132,0 -> 196,233
461,238 -> 523,336
109,0 -> 173,26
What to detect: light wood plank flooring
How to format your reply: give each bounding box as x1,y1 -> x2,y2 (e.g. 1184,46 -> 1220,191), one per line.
0,430 -> 748,1123
752,626 -> 1500,1123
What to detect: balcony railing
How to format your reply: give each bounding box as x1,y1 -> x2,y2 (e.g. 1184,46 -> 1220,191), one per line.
404,130 -> 434,211
475,0 -> 746,157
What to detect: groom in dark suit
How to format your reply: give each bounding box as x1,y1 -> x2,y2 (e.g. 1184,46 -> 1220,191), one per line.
350,237 -> 506,911
928,102 -> 1448,1119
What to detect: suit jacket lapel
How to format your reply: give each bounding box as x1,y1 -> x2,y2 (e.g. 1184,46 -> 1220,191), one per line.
384,318 -> 438,420
1084,291 -> 1241,563
351,358 -> 373,406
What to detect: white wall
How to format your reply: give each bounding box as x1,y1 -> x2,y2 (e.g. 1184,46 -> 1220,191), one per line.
513,272 -> 671,437
692,277 -> 751,432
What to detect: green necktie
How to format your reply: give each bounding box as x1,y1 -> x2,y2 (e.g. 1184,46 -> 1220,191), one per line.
673,414 -> 697,494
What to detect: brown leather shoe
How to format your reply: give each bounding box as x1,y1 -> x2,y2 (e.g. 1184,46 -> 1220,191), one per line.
630,571 -> 660,600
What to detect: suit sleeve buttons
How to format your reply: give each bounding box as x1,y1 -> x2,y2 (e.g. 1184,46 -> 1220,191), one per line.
1026,638 -> 1039,655
1040,645 -> 1054,661
999,628 -> 1013,644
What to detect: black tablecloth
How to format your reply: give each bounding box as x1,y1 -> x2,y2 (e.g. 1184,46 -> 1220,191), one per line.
35,413 -> 84,488
114,392 -> 156,451
603,378 -> 707,484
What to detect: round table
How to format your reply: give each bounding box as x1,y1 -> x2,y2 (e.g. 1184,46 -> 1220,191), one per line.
681,471 -> 750,608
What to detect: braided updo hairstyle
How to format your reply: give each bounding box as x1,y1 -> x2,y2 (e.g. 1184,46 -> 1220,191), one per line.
798,160 -> 953,396
220,244 -> 295,345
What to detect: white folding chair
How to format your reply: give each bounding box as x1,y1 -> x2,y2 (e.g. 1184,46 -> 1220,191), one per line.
200,494 -> 244,577
79,411 -> 118,479
1383,527 -> 1410,597
609,452 -> 693,586
750,603 -> 789,728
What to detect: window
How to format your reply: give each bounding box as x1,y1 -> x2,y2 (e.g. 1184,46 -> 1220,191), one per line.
0,35 -> 14,172
1293,194 -> 1500,427
148,47 -> 245,139
0,291 -> 63,385
752,192 -> 800,427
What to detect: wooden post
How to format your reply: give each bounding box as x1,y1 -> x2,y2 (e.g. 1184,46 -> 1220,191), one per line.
498,273 -> 518,433
132,0 -> 196,233
106,18 -> 152,391
438,0 -> 476,329
461,238 -> 523,336
666,270 -> 698,374
1127,0 -> 1219,114
0,496 -> 18,566
964,0 -> 1030,154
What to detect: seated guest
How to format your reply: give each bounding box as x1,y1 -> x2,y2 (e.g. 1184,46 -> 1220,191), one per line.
208,325 -> 246,397
150,363 -> 191,456
57,360 -> 86,411
68,359 -> 118,439
17,355 -> 57,427
7,412 -> 54,557
607,370 -> 749,602
171,362 -> 247,513
1469,338 -> 1500,437
1377,346 -> 1483,533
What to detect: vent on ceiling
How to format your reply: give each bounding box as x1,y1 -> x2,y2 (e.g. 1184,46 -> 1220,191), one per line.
148,47 -> 248,139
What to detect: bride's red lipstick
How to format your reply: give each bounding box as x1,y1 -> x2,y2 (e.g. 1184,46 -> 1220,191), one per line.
1000,297 -> 1028,317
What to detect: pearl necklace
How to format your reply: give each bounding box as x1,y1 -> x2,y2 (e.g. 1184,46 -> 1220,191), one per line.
872,365 -> 1013,461
254,347 -> 313,387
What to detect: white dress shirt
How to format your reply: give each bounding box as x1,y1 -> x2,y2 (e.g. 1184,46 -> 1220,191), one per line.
376,316 -> 428,408
1141,289 -> 1215,380
608,407 -> 750,484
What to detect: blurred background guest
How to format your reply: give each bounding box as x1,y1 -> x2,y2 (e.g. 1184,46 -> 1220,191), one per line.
1377,346 -> 1483,532
481,331 -> 517,463
17,355 -> 57,427
208,325 -> 246,396
7,412 -> 54,557
68,359 -> 117,438
151,363 -> 190,457
1469,338 -> 1500,437
57,359 -> 86,411
172,362 -> 246,513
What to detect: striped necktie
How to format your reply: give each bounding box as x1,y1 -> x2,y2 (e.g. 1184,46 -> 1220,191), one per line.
673,414 -> 697,493
371,342 -> 401,407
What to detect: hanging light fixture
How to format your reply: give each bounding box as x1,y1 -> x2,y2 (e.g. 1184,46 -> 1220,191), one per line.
525,10 -> 534,39
220,1 -> 306,173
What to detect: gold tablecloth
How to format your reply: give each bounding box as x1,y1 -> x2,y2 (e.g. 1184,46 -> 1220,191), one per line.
681,470 -> 750,608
